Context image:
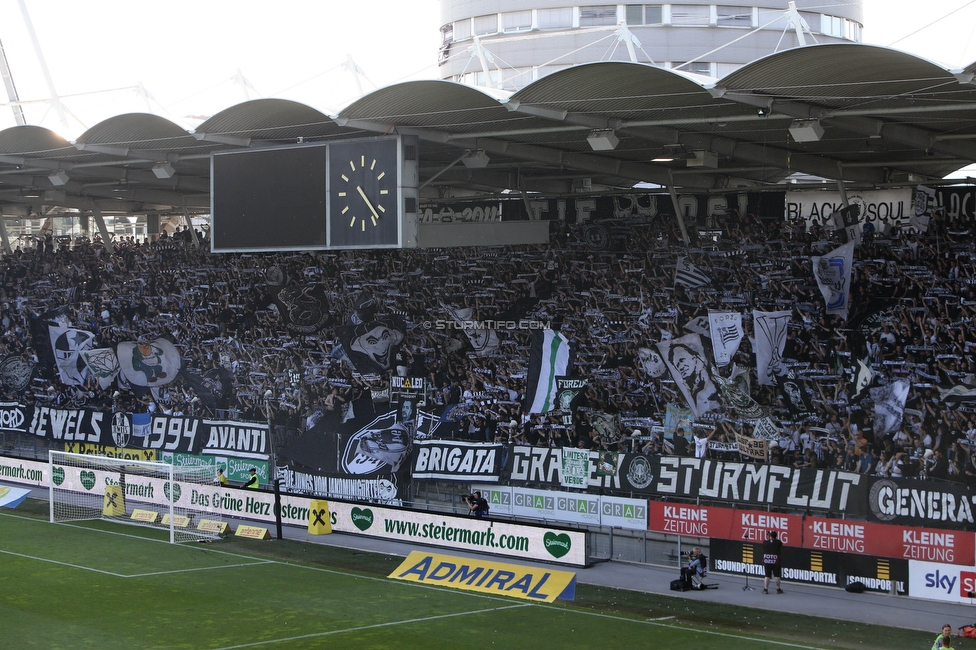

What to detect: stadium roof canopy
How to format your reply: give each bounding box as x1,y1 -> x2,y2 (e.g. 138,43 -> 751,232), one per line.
0,43 -> 973,221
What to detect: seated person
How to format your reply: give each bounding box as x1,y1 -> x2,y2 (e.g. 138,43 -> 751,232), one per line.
680,547 -> 707,588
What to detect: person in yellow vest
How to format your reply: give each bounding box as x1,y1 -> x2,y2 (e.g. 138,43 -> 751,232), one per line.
932,624 -> 953,650
215,468 -> 228,487
243,468 -> 259,489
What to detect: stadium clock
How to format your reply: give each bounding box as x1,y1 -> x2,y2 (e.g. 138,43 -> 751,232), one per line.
328,138 -> 400,248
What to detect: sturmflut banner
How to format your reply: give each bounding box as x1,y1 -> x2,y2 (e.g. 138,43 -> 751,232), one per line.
618,456 -> 866,514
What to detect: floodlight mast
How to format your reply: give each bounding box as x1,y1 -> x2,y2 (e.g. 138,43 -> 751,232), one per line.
16,0 -> 70,133
0,37 -> 26,125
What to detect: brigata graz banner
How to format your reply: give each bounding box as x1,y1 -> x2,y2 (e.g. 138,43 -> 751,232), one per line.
710,539 -> 909,595
411,441 -> 505,482
507,445 -> 621,490
619,456 -> 865,515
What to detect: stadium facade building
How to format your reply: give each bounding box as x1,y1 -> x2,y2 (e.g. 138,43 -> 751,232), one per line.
438,1 -> 864,88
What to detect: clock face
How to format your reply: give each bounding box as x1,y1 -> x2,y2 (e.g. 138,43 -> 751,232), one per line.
329,139 -> 399,248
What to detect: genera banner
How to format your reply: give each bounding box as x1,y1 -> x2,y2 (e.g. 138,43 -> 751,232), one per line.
866,477 -> 976,529
619,456 -> 864,514
711,538 -> 908,594
411,441 -> 504,482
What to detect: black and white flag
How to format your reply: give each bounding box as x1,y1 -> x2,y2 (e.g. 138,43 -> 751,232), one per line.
753,310 -> 791,386
656,333 -> 721,419
674,256 -> 711,289
871,379 -> 910,437
708,311 -> 743,367
812,241 -> 855,320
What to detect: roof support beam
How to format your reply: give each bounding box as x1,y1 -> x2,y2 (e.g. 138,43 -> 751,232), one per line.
334,117 -> 724,189
500,103 -> 885,183
716,91 -> 976,162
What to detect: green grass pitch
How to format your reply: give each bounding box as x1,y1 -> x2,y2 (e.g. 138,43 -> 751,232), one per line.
0,501 -> 933,649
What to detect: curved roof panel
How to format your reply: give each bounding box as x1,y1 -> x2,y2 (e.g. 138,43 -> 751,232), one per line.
511,61 -> 747,120
75,113 -> 199,150
0,125 -> 75,157
195,98 -> 350,142
338,80 -> 527,132
720,44 -> 968,110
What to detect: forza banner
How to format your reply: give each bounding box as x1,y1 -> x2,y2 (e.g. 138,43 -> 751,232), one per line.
619,456 -> 865,514
411,441 -> 504,482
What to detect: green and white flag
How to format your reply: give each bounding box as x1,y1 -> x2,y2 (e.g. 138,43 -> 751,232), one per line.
526,329 -> 571,414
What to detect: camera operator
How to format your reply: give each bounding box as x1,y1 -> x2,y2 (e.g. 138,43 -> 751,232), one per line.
463,491 -> 490,518
681,547 -> 705,589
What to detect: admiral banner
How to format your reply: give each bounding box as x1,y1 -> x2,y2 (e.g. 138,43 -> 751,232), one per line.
411,441 -> 503,482
711,539 -> 909,594
391,551 -> 577,602
619,456 -> 865,514
508,446 -> 621,490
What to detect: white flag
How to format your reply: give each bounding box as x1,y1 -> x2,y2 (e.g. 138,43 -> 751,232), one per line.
871,379 -> 910,437
912,185 -> 934,232
440,303 -> 498,356
753,310 -> 791,386
656,333 -> 721,419
811,241 -> 855,320
48,326 -> 95,386
708,311 -> 743,367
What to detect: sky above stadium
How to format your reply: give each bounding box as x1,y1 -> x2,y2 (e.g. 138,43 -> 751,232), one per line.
0,0 -> 973,140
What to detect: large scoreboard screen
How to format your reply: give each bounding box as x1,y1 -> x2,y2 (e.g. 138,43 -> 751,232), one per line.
210,137 -> 416,252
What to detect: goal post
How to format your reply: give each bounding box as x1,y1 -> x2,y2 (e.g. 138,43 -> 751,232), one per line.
48,450 -> 224,543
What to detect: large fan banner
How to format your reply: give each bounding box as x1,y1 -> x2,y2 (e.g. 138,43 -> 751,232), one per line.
440,302 -> 499,356
656,333 -> 720,419
871,379 -> 910,437
334,316 -> 407,375
117,339 -> 181,387
48,326 -> 95,386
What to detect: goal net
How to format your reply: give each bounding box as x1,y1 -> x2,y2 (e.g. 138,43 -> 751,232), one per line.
49,450 -> 225,543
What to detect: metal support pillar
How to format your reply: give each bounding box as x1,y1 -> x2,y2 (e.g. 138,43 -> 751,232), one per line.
667,173 -> 691,245
90,204 -> 115,255
0,215 -> 12,254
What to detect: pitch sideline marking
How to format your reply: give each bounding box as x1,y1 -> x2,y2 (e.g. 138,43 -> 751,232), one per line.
0,548 -> 129,578
212,604 -> 532,650
126,560 -> 275,578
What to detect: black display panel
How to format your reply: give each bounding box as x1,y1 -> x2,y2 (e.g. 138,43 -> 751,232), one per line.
211,144 -> 329,251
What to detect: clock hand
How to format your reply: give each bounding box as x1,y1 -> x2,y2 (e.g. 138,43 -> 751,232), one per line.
356,186 -> 381,222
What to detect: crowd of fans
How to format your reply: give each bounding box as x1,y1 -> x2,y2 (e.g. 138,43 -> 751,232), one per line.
1,201 -> 975,484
